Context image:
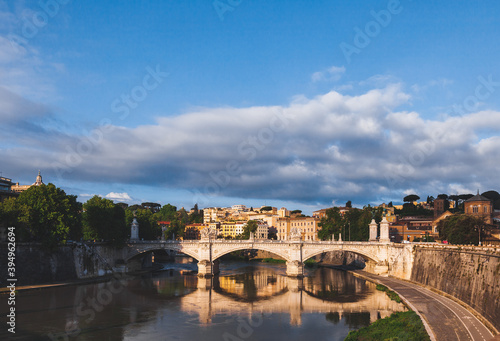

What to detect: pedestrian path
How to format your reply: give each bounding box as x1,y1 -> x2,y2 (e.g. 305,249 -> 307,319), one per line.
352,271 -> 496,341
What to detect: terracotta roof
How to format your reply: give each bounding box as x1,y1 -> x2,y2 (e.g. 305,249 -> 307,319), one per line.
465,193 -> 492,202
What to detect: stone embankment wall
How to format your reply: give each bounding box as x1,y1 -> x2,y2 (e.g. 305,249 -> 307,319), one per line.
0,243 -> 115,286
410,245 -> 500,331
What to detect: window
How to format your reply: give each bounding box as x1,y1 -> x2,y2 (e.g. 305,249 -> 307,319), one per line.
473,206 -> 478,213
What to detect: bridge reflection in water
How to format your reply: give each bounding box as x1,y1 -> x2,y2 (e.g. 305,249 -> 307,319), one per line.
150,266 -> 407,326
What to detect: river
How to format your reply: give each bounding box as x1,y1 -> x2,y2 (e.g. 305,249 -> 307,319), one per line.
2,258 -> 407,340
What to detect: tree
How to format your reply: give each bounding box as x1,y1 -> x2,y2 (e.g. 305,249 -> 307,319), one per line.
83,195 -> 127,246
481,191 -> 500,210
317,208 -> 344,240
126,208 -> 161,240
155,204 -> 178,222
239,220 -> 258,239
437,214 -> 485,245
141,202 -> 161,213
403,194 -> 420,203
15,184 -> 82,250
437,194 -> 448,200
0,197 -> 21,230
260,206 -> 273,212
345,200 -> 352,208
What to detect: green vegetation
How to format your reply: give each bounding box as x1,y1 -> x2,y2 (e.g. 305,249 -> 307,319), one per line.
437,214 -> 487,245
237,220 -> 258,239
0,184 -> 82,250
0,183 -> 205,247
304,258 -> 318,268
83,195 -> 127,246
317,206 -> 382,241
344,311 -> 430,341
261,258 -> 286,263
376,284 -> 402,303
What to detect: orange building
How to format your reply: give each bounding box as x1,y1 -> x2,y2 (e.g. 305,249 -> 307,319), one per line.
464,192 -> 493,225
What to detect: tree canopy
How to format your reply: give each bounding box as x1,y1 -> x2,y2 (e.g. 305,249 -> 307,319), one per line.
83,195 -> 127,246
239,220 -> 258,239
0,184 -> 82,250
437,214 -> 486,245
403,194 -> 420,203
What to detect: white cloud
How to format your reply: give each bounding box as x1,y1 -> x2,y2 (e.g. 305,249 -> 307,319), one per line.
311,66 -> 345,83
2,80 -> 500,206
105,192 -> 132,202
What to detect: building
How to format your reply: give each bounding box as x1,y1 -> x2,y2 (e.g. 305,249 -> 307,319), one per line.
276,217 -> 319,241
312,207 -> 351,219
11,170 -> 44,193
389,217 -> 434,242
464,192 -> 493,224
0,176 -> 15,202
255,220 -> 269,239
378,203 -> 397,223
219,221 -> 246,238
231,204 -> 247,212
433,198 -> 449,219
184,223 -> 207,240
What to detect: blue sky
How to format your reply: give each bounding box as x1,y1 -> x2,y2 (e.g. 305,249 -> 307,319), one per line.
1,0 -> 500,214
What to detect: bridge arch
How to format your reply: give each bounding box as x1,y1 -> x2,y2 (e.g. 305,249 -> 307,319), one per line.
124,244 -> 201,263
211,243 -> 291,262
302,247 -> 380,265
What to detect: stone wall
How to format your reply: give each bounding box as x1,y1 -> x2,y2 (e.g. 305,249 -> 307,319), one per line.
0,243 -> 116,286
0,243 -> 79,286
410,245 -> 500,331
312,250 -> 366,268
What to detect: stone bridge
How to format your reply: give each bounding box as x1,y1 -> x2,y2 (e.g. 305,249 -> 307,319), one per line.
107,238 -> 414,279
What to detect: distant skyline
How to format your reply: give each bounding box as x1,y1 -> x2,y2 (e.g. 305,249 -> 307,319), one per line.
1,1 -> 500,215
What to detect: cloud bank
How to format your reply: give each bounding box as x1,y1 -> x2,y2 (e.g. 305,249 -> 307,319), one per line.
2,82 -> 499,207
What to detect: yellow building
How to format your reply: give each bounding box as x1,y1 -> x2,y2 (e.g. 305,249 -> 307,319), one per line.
464,192 -> 493,225
219,221 -> 246,238
11,170 -> 44,193
276,217 -> 319,241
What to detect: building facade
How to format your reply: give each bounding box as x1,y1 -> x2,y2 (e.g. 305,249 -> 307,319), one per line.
11,171 -> 44,194
464,192 -> 493,225
276,217 -> 319,241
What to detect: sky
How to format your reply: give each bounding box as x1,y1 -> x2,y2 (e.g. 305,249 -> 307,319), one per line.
1,0 -> 500,215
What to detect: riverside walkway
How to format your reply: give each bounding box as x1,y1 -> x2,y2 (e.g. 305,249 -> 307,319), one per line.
353,271 -> 496,341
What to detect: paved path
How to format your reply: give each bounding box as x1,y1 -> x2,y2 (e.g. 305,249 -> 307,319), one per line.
353,271 -> 496,341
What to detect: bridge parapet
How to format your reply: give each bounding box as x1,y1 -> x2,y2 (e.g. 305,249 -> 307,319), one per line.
123,240 -> 403,278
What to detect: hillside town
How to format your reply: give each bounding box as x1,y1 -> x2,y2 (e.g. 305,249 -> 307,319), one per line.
2,171 -> 499,246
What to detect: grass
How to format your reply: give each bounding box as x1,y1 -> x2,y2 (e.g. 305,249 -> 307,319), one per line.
376,284 -> 402,303
304,258 -> 318,268
344,311 -> 430,341
260,258 -> 286,264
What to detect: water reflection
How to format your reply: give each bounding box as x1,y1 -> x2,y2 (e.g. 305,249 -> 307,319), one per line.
2,262 -> 406,341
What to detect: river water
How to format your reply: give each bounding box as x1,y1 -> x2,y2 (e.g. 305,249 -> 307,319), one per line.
2,259 -> 406,341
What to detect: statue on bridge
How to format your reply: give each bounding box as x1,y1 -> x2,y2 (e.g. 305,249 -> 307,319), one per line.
130,212 -> 139,241
201,226 -> 217,240
289,228 -> 302,241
